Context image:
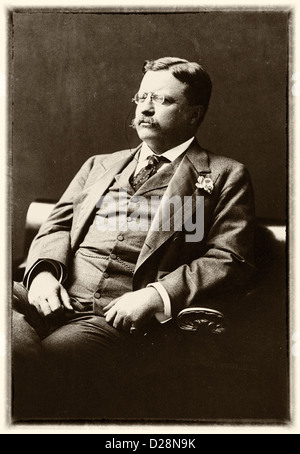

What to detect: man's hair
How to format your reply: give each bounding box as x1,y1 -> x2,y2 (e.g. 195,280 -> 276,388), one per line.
143,57 -> 212,117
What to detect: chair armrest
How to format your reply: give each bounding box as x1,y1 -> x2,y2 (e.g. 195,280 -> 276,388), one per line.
176,307 -> 227,334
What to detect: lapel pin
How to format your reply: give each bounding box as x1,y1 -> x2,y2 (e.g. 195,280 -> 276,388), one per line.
195,175 -> 214,194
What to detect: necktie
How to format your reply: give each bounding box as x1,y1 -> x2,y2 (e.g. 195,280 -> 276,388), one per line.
130,154 -> 170,192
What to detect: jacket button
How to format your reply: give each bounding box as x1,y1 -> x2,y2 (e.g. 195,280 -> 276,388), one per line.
103,273 -> 109,279
110,253 -> 117,259
94,292 -> 101,299
117,234 -> 124,241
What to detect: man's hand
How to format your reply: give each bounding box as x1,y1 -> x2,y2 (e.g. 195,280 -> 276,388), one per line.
103,287 -> 164,333
28,271 -> 73,317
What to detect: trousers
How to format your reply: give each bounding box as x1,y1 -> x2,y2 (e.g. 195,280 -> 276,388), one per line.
11,282 -> 149,420
11,282 -> 187,421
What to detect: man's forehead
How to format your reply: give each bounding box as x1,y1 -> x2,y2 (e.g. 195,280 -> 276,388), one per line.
139,70 -> 187,96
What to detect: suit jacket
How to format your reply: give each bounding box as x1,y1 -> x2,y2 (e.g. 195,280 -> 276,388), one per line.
24,139 -> 255,317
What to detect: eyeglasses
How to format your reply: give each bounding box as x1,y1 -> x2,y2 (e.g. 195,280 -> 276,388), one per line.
132,92 -> 165,105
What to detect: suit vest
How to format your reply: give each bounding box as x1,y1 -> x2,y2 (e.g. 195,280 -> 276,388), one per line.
65,153 -> 184,315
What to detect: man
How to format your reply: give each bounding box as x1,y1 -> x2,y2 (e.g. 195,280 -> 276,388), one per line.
12,57 -> 255,420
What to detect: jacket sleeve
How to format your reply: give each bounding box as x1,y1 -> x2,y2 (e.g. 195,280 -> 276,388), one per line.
23,156 -> 97,284
158,162 -> 255,318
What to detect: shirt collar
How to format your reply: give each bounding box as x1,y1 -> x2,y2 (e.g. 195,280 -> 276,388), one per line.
139,137 -> 195,163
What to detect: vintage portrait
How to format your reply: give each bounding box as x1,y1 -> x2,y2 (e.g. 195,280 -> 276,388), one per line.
9,7 -> 290,426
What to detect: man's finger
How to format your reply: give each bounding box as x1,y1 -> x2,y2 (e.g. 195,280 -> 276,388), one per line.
38,299 -> 52,317
60,286 -> 74,311
112,312 -> 123,330
103,298 -> 120,313
47,292 -> 63,313
122,317 -> 132,333
29,296 -> 47,316
105,306 -> 117,324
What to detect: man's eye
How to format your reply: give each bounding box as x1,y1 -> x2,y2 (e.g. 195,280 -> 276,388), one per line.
153,94 -> 165,104
160,96 -> 175,105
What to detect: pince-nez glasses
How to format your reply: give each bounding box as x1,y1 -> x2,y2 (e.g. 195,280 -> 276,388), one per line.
132,92 -> 165,105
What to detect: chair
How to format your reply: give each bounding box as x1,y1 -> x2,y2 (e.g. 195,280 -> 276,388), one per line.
13,200 -> 289,421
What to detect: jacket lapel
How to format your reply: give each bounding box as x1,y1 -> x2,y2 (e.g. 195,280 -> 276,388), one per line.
71,148 -> 137,247
134,139 -> 219,273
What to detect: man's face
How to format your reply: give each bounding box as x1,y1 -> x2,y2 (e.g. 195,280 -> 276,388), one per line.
133,70 -> 199,154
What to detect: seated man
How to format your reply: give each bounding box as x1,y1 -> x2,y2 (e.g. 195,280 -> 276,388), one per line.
12,57 -> 255,420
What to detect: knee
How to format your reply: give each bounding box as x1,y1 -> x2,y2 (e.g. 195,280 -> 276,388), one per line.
12,310 -> 43,362
12,282 -> 29,312
41,332 -> 80,370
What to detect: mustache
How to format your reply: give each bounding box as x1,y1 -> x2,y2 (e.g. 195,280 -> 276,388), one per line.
129,116 -> 157,129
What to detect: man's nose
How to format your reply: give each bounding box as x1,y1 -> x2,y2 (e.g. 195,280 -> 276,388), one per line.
140,103 -> 155,116
140,95 -> 155,116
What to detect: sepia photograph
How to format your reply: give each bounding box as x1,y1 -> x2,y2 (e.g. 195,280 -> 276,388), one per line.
6,4 -> 293,430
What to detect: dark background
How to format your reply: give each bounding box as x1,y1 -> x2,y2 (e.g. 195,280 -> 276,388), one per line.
11,10 -> 289,262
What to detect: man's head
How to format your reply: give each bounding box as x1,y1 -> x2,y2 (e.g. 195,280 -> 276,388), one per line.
132,57 -> 212,154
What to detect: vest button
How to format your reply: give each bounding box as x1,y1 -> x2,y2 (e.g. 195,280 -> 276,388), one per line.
127,217 -> 132,222
110,253 -> 117,260
103,272 -> 109,279
94,292 -> 101,299
117,234 -> 124,241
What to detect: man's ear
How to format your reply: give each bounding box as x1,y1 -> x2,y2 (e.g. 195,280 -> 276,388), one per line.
190,105 -> 204,125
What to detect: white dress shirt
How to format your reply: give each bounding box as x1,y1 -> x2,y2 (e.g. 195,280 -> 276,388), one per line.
134,137 -> 194,176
